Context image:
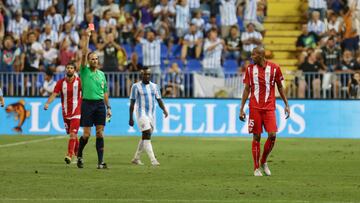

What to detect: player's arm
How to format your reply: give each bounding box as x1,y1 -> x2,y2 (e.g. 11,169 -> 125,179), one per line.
157,99 -> 168,118
129,99 -> 135,126
81,28 -> 92,68
276,78 -> 290,119
44,92 -> 59,110
104,92 -> 112,118
239,83 -> 250,121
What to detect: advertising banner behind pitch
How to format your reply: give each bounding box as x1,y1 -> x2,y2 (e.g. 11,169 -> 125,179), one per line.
0,97 -> 359,138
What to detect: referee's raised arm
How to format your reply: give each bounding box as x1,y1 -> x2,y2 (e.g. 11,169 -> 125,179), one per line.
81,28 -> 92,68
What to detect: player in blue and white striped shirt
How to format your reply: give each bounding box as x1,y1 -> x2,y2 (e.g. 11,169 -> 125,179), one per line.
129,67 -> 168,166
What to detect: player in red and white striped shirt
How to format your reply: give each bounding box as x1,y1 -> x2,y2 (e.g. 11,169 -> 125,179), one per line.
239,47 -> 290,176
44,62 -> 82,164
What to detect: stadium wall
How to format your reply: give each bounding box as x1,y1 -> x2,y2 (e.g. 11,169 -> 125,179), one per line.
1,98 -> 359,138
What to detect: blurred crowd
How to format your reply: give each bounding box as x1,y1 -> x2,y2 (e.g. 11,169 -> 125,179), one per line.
0,0 -> 267,97
296,0 -> 360,98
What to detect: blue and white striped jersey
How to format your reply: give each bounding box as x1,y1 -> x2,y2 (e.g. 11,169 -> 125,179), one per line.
46,14 -> 64,32
244,0 -> 257,21
175,4 -> 190,29
139,38 -> 162,66
308,0 -> 327,9
307,20 -> 326,35
130,81 -> 161,118
219,0 -> 237,26
203,38 -> 223,69
6,18 -> 29,39
37,0 -> 53,11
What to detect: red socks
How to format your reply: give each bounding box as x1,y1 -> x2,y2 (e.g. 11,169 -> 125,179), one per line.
74,139 -> 79,156
67,138 -> 78,157
252,140 -> 260,170
261,137 -> 276,165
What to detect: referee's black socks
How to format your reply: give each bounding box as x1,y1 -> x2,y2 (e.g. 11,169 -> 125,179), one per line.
77,136 -> 89,158
96,137 -> 104,164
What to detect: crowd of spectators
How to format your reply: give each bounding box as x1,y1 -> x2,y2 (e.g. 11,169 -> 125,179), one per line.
0,0 -> 267,97
296,0 -> 360,98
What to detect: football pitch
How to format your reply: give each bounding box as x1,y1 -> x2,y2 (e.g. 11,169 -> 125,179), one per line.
0,135 -> 359,203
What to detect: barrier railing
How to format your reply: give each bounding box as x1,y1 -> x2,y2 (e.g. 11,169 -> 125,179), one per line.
0,72 -> 358,99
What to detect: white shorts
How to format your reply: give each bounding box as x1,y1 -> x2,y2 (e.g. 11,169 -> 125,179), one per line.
137,116 -> 154,132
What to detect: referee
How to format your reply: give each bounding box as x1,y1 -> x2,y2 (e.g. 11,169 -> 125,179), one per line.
77,28 -> 112,169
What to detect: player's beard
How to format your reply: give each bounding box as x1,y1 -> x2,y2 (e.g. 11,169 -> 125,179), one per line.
66,73 -> 74,78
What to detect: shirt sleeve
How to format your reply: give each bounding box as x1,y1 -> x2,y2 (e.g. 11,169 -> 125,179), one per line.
103,74 -> 108,93
130,85 -> 137,100
275,66 -> 284,85
53,80 -> 62,94
155,84 -> 161,99
243,66 -> 250,85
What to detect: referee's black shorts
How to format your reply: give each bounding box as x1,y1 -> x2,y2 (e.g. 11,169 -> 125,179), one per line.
80,99 -> 106,127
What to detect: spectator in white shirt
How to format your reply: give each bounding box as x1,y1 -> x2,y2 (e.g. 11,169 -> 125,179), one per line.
42,39 -> 58,72
187,0 -> 200,14
202,28 -> 226,78
153,0 -> 176,25
241,23 -> 262,59
219,0 -> 238,38
191,10 -> 205,32
37,0 -> 53,20
307,10 -> 326,37
59,22 -> 80,47
99,9 -> 118,38
135,29 -> 163,83
6,9 -> 29,40
68,0 -> 85,26
46,6 -> 64,33
308,0 -> 327,20
243,0 -> 265,33
39,23 -> 59,47
181,23 -> 203,60
175,0 -> 191,38
40,69 -> 56,97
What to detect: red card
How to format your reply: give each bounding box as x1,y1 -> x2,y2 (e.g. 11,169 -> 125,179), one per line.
88,23 -> 95,30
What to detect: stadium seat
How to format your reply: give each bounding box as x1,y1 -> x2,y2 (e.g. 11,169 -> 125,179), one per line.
161,43 -> 168,59
185,59 -> 202,72
237,16 -> 245,32
134,44 -> 143,58
122,44 -> 132,59
223,59 -> 238,73
169,44 -> 181,59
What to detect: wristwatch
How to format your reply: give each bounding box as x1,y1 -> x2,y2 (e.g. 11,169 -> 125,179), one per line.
107,106 -> 111,110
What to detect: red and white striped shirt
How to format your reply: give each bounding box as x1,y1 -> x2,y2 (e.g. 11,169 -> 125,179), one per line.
54,77 -> 82,120
243,61 -> 284,111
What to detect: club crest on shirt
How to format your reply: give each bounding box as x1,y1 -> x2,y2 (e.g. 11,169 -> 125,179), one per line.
101,81 -> 104,89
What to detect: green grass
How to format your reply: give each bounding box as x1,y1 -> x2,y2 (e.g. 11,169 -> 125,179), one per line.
0,135 -> 359,203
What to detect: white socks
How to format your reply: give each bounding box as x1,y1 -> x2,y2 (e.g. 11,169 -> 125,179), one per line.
143,140 -> 156,162
134,140 -> 144,160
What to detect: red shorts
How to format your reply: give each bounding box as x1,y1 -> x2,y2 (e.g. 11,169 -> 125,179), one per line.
248,109 -> 277,134
64,119 -> 80,135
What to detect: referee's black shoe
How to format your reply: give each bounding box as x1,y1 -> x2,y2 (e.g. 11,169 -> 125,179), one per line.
97,162 -> 108,169
77,157 -> 84,168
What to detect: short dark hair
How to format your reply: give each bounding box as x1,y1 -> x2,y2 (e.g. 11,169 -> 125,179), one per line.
44,39 -> 52,43
66,61 -> 76,69
87,52 -> 95,60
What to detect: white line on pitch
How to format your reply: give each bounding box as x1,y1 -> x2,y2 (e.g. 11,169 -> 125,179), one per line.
0,136 -> 65,148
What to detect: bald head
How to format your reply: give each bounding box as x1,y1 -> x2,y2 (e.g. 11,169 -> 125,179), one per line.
251,46 -> 266,66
